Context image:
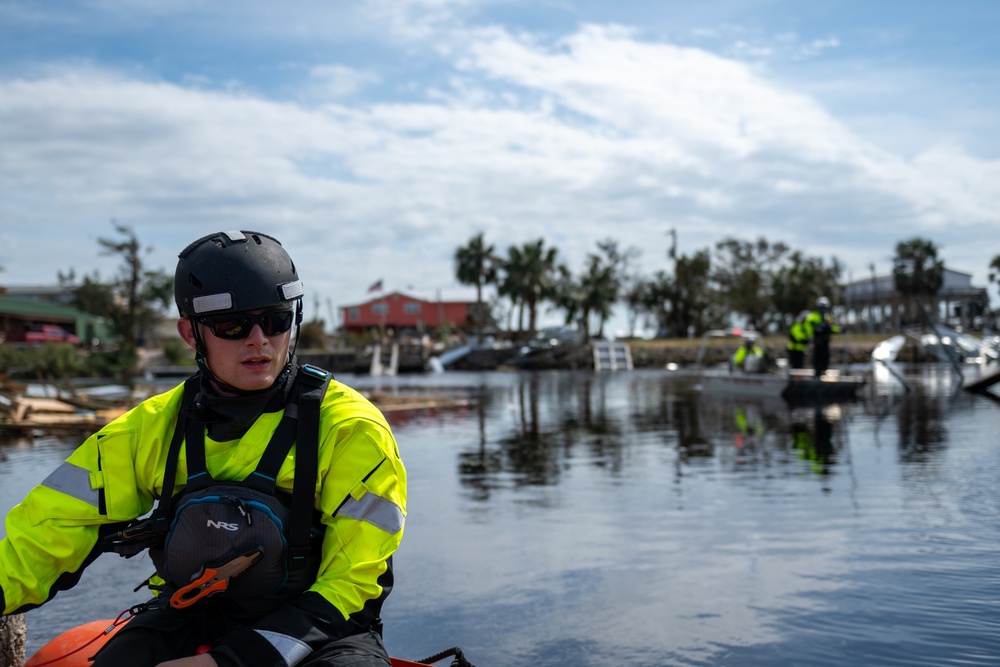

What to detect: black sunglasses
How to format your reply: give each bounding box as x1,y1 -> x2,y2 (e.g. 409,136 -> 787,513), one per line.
197,309 -> 295,340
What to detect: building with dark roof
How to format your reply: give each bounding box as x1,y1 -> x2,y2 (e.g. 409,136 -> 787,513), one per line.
841,267 -> 988,332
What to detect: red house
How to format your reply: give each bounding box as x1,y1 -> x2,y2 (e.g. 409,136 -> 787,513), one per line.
339,290 -> 475,337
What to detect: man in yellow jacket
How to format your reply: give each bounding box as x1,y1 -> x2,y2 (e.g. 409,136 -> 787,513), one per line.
788,297 -> 840,376
730,332 -> 766,373
0,230 -> 406,667
804,296 -> 840,377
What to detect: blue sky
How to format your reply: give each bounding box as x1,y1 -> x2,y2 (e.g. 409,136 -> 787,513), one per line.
1,0 -> 998,335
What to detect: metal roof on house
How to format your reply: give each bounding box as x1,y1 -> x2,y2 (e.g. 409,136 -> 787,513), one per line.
0,295 -> 96,321
843,267 -> 985,302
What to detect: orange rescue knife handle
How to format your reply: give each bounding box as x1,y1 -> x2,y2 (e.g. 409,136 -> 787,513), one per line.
169,568 -> 228,609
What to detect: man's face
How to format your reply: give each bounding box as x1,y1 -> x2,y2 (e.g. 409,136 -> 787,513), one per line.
177,306 -> 293,392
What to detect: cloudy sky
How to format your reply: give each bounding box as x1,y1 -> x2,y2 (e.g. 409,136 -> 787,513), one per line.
1,0 -> 998,335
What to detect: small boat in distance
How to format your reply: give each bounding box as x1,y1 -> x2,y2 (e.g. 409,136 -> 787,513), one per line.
674,329 -> 867,404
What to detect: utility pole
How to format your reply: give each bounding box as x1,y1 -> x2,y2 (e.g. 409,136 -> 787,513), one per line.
869,263 -> 877,333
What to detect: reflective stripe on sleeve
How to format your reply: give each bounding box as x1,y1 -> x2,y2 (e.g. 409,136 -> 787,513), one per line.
336,493 -> 404,534
41,462 -> 100,507
255,629 -> 311,667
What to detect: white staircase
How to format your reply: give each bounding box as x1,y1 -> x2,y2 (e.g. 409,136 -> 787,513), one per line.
370,343 -> 399,376
592,342 -> 633,371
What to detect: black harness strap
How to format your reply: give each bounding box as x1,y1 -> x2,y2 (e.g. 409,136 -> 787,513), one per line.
167,364 -> 331,569
102,375 -> 200,556
156,375 -> 202,522
287,365 -> 330,567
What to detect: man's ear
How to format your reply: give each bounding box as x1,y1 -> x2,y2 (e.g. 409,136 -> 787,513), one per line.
177,318 -> 198,350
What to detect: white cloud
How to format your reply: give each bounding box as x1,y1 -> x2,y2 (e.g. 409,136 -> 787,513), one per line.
0,16 -> 997,328
305,64 -> 381,101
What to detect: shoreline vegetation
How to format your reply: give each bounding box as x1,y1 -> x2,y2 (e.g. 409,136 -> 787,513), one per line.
297,333 -> 919,374
0,334 -> 945,437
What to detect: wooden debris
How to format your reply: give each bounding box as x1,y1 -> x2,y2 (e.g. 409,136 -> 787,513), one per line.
366,392 -> 472,414
0,391 -> 128,435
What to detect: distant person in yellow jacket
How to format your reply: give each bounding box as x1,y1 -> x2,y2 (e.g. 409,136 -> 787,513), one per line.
0,230 -> 407,667
788,297 -> 841,376
787,311 -> 810,370
731,332 -> 767,373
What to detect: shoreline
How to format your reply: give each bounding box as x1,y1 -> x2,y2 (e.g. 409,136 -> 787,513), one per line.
298,334 -> 927,374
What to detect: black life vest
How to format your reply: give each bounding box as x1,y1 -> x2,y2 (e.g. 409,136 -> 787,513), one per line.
143,364 -> 331,611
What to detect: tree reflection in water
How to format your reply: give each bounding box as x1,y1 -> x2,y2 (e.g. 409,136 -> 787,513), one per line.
453,371 -> 867,501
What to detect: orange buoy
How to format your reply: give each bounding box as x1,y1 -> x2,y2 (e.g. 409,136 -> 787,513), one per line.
25,618 -> 442,667
24,619 -> 126,667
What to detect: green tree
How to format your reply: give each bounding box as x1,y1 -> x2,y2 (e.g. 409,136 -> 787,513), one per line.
988,255 -> 1000,313
989,255 -> 1000,285
621,277 -> 648,338
556,240 -> 636,339
455,232 -> 498,341
59,222 -> 173,374
712,237 -> 788,331
498,245 -> 529,335
670,249 -> 717,337
552,263 -> 584,335
587,240 -> 638,338
638,270 -> 673,338
58,268 -> 115,330
893,237 -> 944,322
771,251 -> 843,328
627,249 -> 716,339
498,239 -> 559,338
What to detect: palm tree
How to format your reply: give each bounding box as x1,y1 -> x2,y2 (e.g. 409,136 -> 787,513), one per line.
893,237 -> 944,323
552,263 -> 584,334
988,254 -> 1000,294
498,244 -> 529,335
499,239 -> 559,338
578,240 -> 635,338
455,233 -> 497,341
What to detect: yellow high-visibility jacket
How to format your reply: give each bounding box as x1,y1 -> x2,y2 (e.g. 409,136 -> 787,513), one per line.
788,309 -> 839,351
732,344 -> 764,366
803,310 -> 840,343
0,374 -> 406,665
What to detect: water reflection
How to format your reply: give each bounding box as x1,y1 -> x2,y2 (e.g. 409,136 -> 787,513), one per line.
448,369 -> 945,498
790,406 -> 837,476
895,382 -> 948,459
3,367 -> 999,666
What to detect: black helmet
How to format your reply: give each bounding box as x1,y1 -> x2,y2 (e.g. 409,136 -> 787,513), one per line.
174,230 -> 304,317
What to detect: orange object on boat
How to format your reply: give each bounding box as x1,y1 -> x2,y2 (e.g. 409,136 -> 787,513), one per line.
24,619 -> 126,667
24,618 -> 448,666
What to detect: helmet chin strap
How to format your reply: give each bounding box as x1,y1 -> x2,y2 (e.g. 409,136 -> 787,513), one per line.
189,300 -> 301,397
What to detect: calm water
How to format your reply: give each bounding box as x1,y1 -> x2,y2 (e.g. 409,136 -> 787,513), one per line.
2,365 -> 999,666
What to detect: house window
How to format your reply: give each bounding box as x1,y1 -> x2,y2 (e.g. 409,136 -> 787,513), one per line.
404,303 -> 422,314
372,303 -> 388,314
348,307 -> 359,320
